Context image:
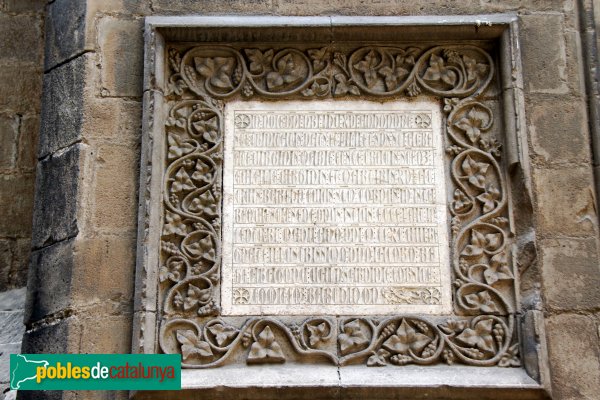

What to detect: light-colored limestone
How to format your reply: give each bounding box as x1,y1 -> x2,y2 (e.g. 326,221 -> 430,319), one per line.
222,100 -> 450,316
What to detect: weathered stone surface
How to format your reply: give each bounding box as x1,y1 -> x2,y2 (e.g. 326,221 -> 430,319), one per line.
10,8 -> 600,400
0,114 -> 18,169
520,14 -> 568,94
0,311 -> 24,344
17,388 -> 62,400
3,0 -> 45,13
83,97 -> 142,143
0,342 -> 21,383
72,235 -> 136,309
91,144 -> 139,231
79,314 -> 132,354
564,30 -> 586,97
222,100 -> 450,316
17,115 -> 39,172
31,144 -> 81,249
39,55 -> 87,158
44,0 -> 88,70
87,0 -> 152,15
546,314 -> 600,399
21,315 -> 81,354
24,238 -> 74,324
98,18 -> 144,97
0,65 -> 42,114
151,0 -> 272,14
533,166 -> 597,236
0,287 -> 26,311
10,238 -> 31,289
541,238 -> 600,311
528,97 -> 591,164
0,14 -> 42,64
0,240 -> 12,291
0,239 -> 30,291
0,174 -> 34,238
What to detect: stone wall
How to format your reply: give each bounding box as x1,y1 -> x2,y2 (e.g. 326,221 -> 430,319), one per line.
15,1 -> 600,400
0,0 -> 45,398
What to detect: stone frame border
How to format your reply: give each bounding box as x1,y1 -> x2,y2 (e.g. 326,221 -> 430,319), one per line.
133,15 -> 551,399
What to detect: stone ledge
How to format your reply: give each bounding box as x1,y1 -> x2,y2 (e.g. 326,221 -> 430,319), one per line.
134,365 -> 547,400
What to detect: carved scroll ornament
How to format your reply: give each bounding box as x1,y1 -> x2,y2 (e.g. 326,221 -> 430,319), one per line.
152,44 -> 519,369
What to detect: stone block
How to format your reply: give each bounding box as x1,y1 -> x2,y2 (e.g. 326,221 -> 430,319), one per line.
71,235 -> 136,311
479,0 -> 569,12
92,144 -> 139,231
0,114 -> 18,170
0,342 -> 21,384
532,166 -> 597,237
44,0 -> 88,70
31,144 -> 81,249
0,311 -> 24,344
78,314 -> 132,354
10,238 -> 31,289
1,384 -> 12,399
528,97 -> 591,164
0,287 -> 26,311
39,55 -> 88,158
541,238 -> 600,311
4,0 -> 45,13
17,389 -> 63,400
152,0 -> 272,14
520,14 -> 568,94
97,18 -> 144,97
0,239 -> 29,292
0,65 -> 42,114
564,30 -> 586,97
546,314 -> 600,399
21,315 -> 81,354
0,174 -> 34,238
24,238 -> 74,325
17,115 -> 39,172
87,0 -> 152,15
0,14 -> 42,64
83,97 -> 142,143
0,240 -> 12,292
272,0 -> 487,16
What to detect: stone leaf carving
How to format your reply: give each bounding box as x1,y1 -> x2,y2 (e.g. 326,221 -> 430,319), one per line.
247,326 -> 286,364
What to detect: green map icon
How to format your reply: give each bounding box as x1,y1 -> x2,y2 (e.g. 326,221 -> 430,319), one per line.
10,354 -> 49,390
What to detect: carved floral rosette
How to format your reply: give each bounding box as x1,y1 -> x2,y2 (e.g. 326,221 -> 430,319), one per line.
155,44 -> 520,369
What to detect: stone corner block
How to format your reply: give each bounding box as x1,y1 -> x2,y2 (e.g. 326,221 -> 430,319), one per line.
540,237 -> 600,311
24,238 -> 75,325
0,174 -> 35,238
98,17 -> 144,98
31,144 -> 82,250
39,54 -> 90,159
44,0 -> 90,71
520,14 -> 568,94
546,314 -> 600,399
21,315 -> 81,355
533,166 -> 597,237
0,311 -> 25,344
528,98 -> 591,165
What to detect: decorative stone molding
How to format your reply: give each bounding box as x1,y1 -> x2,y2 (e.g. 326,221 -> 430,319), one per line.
135,15 -> 549,398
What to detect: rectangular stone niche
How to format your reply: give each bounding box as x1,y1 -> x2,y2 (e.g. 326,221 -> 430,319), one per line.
222,100 -> 451,316
134,15 -> 551,400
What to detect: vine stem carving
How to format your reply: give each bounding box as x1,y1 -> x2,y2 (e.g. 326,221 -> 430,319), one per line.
154,43 -> 520,369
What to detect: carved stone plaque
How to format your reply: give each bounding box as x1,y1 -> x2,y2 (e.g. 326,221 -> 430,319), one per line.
221,100 -> 451,315
141,35 -> 525,372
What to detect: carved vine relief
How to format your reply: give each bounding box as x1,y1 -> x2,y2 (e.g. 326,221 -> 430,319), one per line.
155,44 -> 520,368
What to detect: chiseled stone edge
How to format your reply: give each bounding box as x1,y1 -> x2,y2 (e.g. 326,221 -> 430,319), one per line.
134,14 -> 550,397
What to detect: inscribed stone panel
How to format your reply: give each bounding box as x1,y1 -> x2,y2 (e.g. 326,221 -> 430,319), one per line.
221,100 -> 451,315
